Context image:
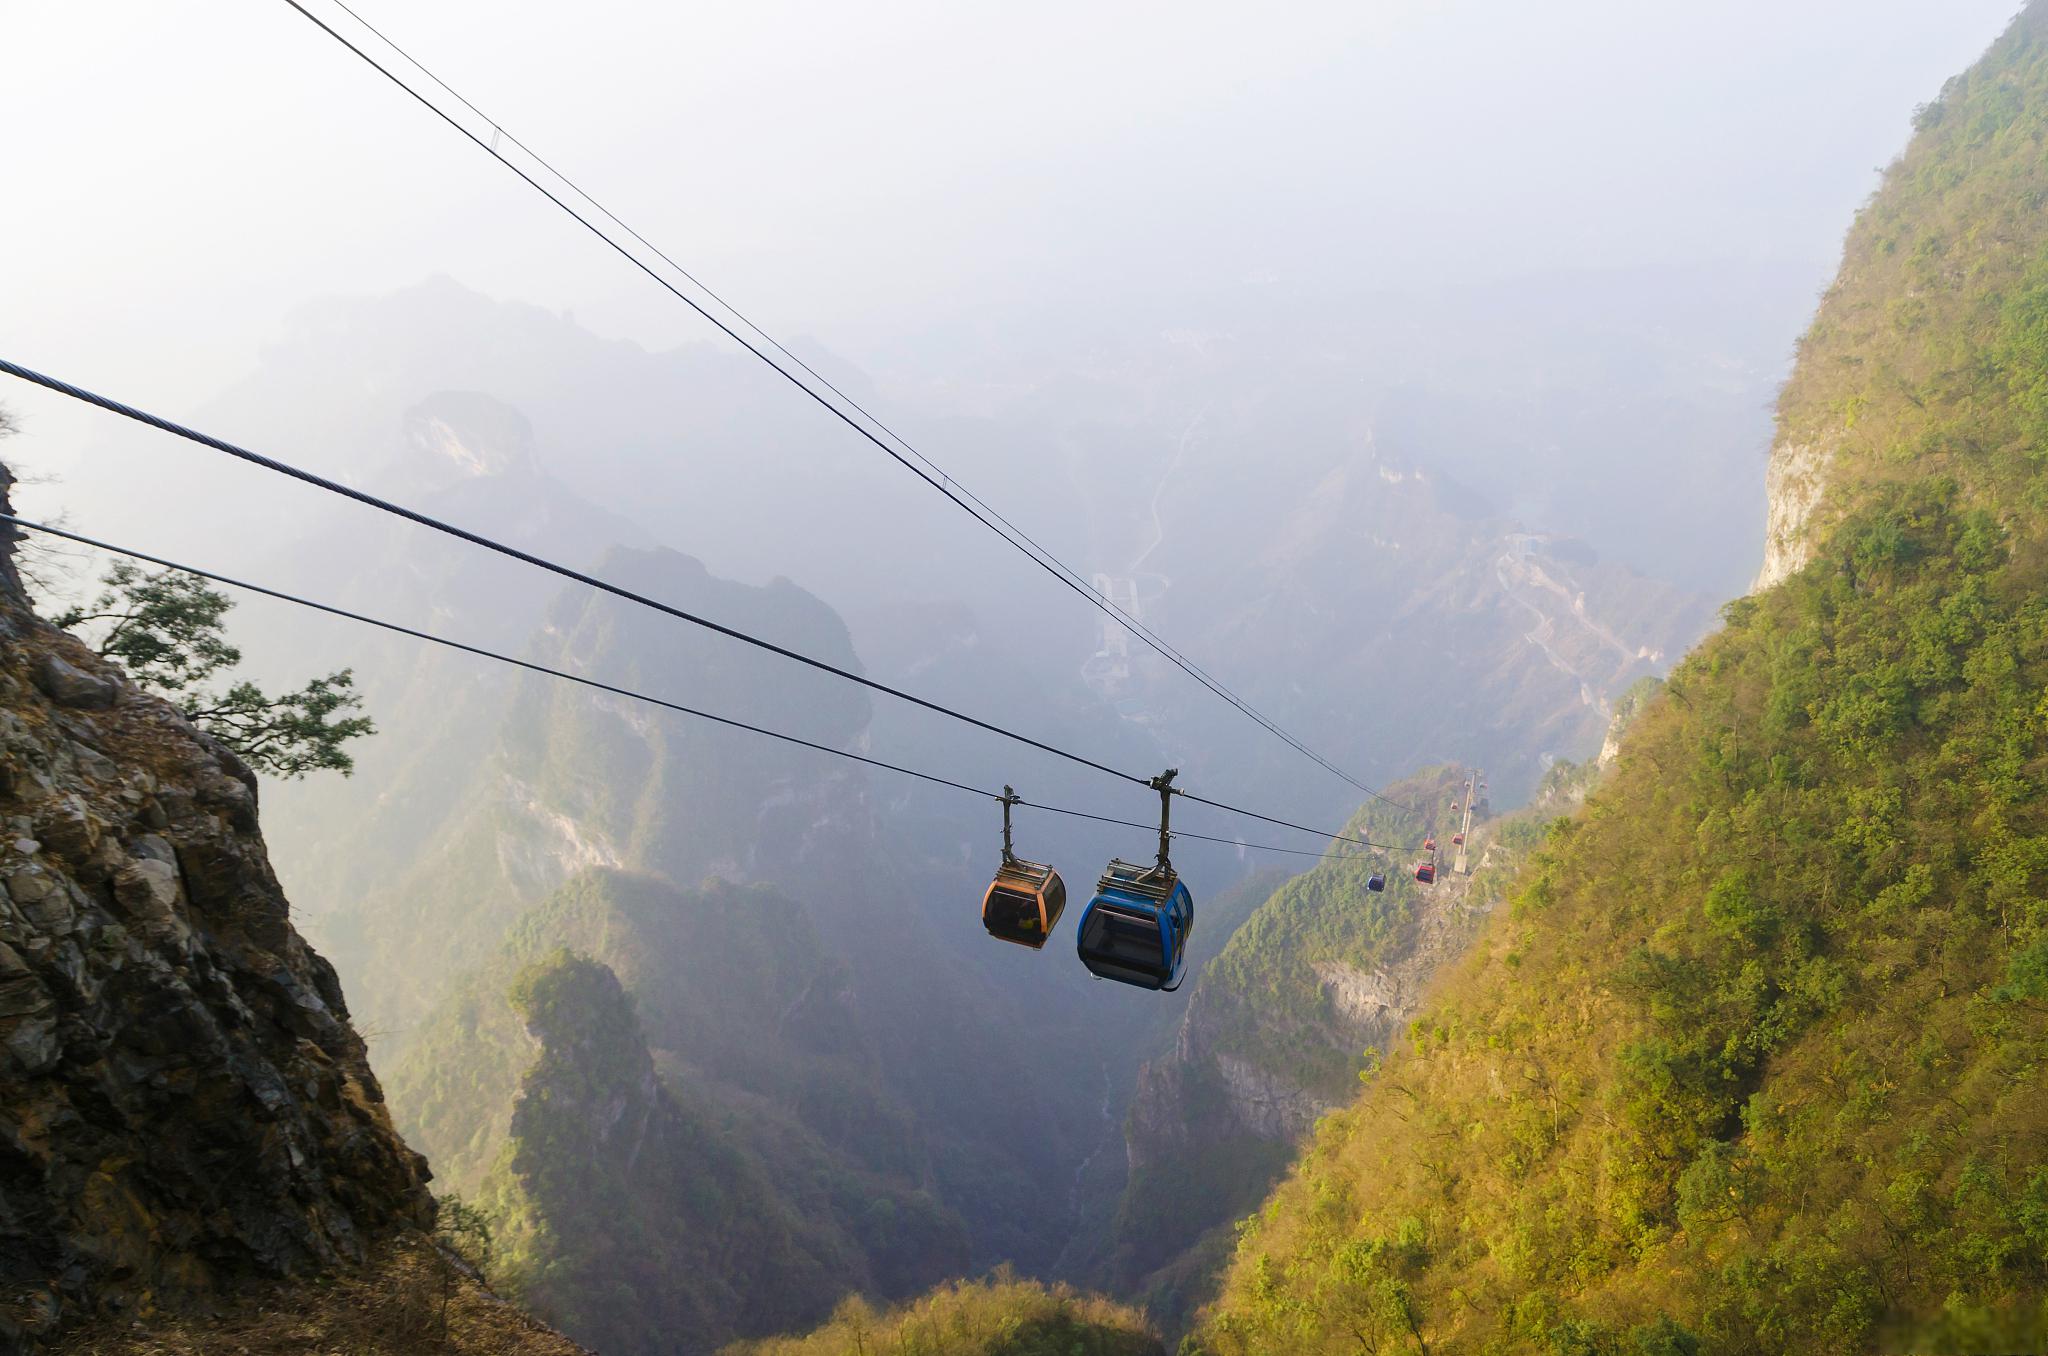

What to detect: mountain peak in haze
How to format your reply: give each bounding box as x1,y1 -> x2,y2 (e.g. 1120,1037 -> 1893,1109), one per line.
403,390 -> 541,485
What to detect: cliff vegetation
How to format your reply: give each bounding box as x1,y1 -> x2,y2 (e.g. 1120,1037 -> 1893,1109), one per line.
1193,9 -> 2048,1352
720,1275 -> 1163,1356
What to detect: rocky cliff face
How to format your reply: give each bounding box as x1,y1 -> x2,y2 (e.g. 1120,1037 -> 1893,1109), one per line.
1129,866 -> 1487,1169
0,471 -> 433,1347
1755,435 -> 1830,590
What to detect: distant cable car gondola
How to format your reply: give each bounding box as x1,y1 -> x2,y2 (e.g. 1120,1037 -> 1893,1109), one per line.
1452,832 -> 1465,846
1423,837 -> 1437,853
1415,861 -> 1436,885
1076,770 -> 1193,991
982,787 -> 1067,949
1367,872 -> 1386,893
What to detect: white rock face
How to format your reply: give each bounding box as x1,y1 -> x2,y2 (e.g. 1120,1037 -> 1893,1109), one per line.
1311,960 -> 1410,1035
1213,1053 -> 1336,1140
401,392 -> 541,483
1599,720 -> 1627,769
1756,438 -> 1831,591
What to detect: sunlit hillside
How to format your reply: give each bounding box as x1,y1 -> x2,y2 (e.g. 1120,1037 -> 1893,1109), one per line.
1193,8 -> 2048,1351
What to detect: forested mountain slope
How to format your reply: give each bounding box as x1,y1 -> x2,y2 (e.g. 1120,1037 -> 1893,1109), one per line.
296,534 -> 873,1033
719,1277 -> 1163,1356
392,870 -> 968,1355
1090,769 -> 1496,1318
474,945 -> 922,1356
1193,9 -> 2048,1352
1087,755 -> 1624,1338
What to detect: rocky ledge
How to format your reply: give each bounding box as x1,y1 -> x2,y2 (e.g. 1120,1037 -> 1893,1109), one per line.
0,476 -> 432,1349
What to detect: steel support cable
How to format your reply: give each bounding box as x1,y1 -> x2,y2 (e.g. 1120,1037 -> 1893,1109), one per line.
0,355 -> 1139,788
319,0 -> 1351,807
1,358 -> 1418,849
0,514 -> 1411,862
328,0 -> 1246,717
4,361 -> 1425,848
277,0 -> 1411,814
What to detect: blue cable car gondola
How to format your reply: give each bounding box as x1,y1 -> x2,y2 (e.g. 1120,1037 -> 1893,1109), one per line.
1367,872 -> 1386,893
1076,770 -> 1193,991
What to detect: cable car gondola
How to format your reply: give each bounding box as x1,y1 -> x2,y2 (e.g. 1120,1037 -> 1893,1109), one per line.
1452,832 -> 1465,846
1076,770 -> 1193,991
982,787 -> 1067,949
1367,872 -> 1386,892
1415,861 -> 1436,885
1423,837 -> 1437,853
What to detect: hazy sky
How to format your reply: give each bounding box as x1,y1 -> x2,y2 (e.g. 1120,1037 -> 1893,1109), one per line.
0,0 -> 2023,521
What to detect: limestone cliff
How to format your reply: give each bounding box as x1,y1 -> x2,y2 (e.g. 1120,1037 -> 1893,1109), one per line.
1754,436 -> 1831,590
0,467 -> 431,1347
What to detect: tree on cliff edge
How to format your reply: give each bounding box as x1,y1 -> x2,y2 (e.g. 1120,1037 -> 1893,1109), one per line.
57,560 -> 373,778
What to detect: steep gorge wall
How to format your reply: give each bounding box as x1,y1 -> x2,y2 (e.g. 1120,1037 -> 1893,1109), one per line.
1755,437 -> 1831,590
0,474 -> 433,1347
1195,10 -> 2048,1349
1095,767 -> 1522,1330
1758,3 -> 2048,592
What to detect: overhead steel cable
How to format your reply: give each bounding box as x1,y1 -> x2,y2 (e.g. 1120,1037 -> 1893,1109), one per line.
1020,801 -> 1376,860
0,358 -> 1412,850
311,0 -> 1373,813
0,356 -> 1138,788
276,0 -> 1412,815
1174,788 -> 1408,848
0,514 -> 1411,863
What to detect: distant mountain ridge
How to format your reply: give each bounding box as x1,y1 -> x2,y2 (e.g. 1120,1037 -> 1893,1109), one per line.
216,283 -> 1731,1348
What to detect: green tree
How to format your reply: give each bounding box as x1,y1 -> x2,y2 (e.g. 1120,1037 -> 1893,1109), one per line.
57,560 -> 373,777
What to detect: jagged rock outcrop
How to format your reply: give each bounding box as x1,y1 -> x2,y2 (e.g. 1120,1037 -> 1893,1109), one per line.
1755,435 -> 1830,590
0,469 -> 432,1348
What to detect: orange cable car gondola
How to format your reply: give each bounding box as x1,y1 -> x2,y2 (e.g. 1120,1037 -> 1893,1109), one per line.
982,786 -> 1067,949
